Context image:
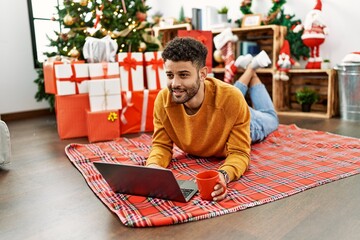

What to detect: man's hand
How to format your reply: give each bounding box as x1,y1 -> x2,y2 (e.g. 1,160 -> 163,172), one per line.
211,173 -> 227,201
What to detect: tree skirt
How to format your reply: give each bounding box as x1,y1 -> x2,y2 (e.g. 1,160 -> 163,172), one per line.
65,124 -> 360,227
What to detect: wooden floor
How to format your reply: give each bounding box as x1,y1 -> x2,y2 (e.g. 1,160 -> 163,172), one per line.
1,114 -> 360,240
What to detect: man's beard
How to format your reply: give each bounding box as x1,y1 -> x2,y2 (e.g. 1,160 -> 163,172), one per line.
169,77 -> 201,104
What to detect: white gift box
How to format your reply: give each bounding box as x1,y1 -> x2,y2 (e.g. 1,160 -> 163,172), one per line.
55,63 -> 90,95
117,52 -> 145,91
88,79 -> 122,112
88,63 -> 122,112
144,51 -> 167,90
88,62 -> 120,80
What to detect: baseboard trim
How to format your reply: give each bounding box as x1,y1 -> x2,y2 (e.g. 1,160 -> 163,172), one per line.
0,109 -> 55,122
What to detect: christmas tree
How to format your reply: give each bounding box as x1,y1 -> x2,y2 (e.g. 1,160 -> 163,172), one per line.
35,0 -> 160,109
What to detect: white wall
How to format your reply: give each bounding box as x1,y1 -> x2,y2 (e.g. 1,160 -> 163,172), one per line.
1,0 -> 359,115
0,0 -> 48,115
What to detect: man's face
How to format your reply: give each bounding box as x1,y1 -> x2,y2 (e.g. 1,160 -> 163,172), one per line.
165,60 -> 201,104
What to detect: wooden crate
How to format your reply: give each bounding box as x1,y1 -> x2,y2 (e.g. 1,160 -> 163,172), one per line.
274,69 -> 339,118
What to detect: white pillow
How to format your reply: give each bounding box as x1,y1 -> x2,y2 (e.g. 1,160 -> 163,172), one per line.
0,120 -> 11,166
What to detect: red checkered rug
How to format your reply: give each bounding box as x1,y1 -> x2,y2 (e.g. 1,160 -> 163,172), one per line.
65,124 -> 360,227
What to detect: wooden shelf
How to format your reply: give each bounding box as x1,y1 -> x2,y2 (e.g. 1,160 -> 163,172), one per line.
212,67 -> 274,74
212,25 -> 287,70
151,23 -> 192,47
277,110 -> 333,119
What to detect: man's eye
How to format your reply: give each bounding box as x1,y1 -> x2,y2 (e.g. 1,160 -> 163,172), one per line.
166,74 -> 174,79
180,73 -> 189,78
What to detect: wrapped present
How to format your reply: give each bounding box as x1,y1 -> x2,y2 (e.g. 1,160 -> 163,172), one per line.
55,63 -> 90,95
120,89 -> 159,135
144,51 -> 167,90
83,35 -> 118,63
43,56 -> 84,94
86,110 -> 120,143
88,62 -> 122,112
178,30 -> 213,72
117,52 -> 145,91
55,94 -> 90,139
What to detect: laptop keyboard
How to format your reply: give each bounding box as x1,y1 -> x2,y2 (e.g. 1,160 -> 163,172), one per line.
181,188 -> 194,198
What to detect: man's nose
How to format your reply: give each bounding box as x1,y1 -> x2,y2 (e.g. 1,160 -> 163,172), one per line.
171,76 -> 181,88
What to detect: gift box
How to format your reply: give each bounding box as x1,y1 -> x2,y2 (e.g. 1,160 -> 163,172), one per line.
117,52 -> 145,91
120,89 -> 160,135
55,63 -> 90,95
43,60 -> 62,94
88,63 -> 122,112
178,30 -> 213,72
86,110 -> 120,143
144,51 -> 167,90
55,94 -> 90,139
43,56 -> 85,94
88,79 -> 122,112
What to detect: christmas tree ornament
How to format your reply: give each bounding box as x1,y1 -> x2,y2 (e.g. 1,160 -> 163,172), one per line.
213,49 -> 224,65
94,5 -> 104,29
293,0 -> 328,69
60,33 -> 69,41
136,11 -> 147,22
79,0 -> 88,7
68,47 -> 80,58
138,42 -> 147,52
64,13 -> 74,26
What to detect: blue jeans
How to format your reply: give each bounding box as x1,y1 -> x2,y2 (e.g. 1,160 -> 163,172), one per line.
234,82 -> 279,143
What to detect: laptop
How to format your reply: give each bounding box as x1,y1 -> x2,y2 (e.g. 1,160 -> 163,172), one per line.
93,162 -> 198,202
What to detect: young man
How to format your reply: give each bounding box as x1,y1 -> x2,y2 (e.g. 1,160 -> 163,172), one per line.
146,37 -> 278,201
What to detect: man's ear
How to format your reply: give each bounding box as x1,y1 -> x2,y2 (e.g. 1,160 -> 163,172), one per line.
199,66 -> 208,81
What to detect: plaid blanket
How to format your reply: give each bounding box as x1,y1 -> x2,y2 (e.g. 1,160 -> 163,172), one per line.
65,124 -> 360,227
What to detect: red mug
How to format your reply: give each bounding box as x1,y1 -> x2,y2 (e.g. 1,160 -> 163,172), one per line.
195,170 -> 227,201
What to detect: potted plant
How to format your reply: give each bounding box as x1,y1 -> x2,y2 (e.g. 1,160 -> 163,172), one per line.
217,6 -> 228,23
295,87 -> 319,112
321,59 -> 331,69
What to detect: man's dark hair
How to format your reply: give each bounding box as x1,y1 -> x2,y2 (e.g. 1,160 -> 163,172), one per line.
161,37 -> 208,69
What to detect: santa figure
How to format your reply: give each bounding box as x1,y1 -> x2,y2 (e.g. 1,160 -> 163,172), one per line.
274,40 -> 296,81
294,0 -> 329,69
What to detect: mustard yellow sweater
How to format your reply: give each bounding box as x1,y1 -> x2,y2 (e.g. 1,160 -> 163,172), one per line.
146,77 -> 251,181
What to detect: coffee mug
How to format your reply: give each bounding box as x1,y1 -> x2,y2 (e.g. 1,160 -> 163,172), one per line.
195,170 -> 227,201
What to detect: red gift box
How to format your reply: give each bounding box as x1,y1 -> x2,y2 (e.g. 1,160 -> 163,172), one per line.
177,30 -> 213,72
144,51 -> 167,90
117,52 -> 145,91
55,62 -> 90,95
86,110 -> 120,143
43,59 -> 86,94
55,94 -> 90,139
120,89 -> 160,135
